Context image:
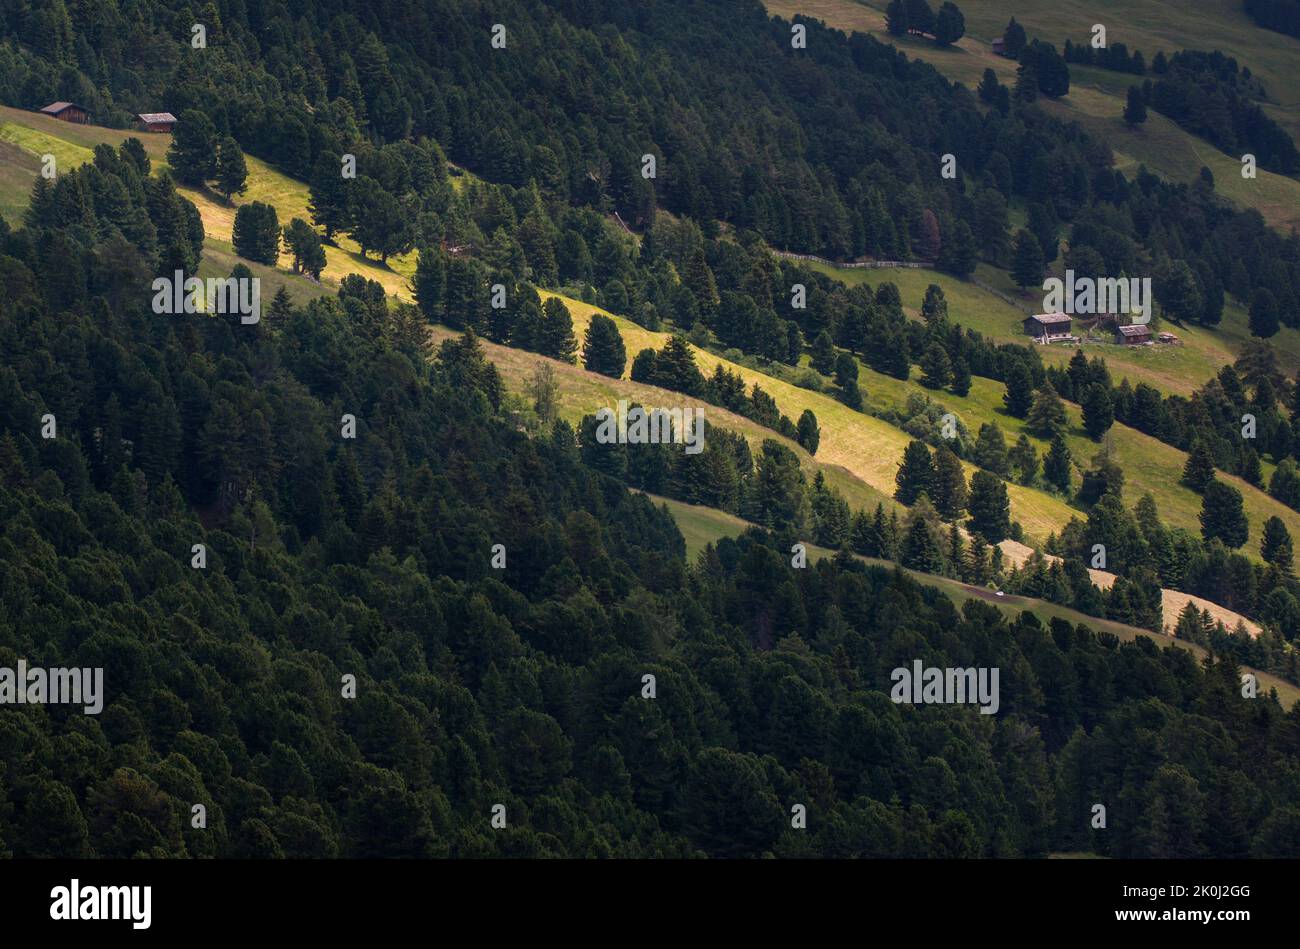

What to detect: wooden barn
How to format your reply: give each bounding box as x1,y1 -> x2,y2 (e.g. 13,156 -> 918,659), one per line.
1116,324 -> 1153,345
40,102 -> 90,124
1023,312 -> 1074,344
992,38 -> 1006,56
136,112 -> 177,133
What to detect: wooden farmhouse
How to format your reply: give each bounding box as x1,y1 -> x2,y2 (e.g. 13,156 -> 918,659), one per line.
1023,312 -> 1074,344
40,102 -> 90,124
136,112 -> 177,133
1115,324 -> 1153,345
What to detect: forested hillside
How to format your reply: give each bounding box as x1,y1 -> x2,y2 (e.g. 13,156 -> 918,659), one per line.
3,157 -> 1300,858
3,0 -> 1300,860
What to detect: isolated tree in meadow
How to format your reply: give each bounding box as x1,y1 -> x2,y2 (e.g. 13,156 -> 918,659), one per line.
796,410 -> 821,456
1011,230 -> 1043,288
1123,86 -> 1147,127
1200,479 -> 1248,548
214,136 -> 248,202
1027,383 -> 1068,437
1181,439 -> 1217,491
1261,516 -> 1294,574
921,284 -> 948,323
1082,384 -> 1114,440
895,439 -> 937,505
967,470 -> 1011,543
900,513 -> 944,572
582,313 -> 627,378
232,201 -> 279,264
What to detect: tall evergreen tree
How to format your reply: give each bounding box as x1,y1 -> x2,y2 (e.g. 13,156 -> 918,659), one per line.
582,314 -> 627,378
967,470 -> 1012,543
895,440 -> 937,505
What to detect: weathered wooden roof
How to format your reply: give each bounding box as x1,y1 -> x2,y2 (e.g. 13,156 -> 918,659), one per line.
1028,312 -> 1072,325
40,102 -> 84,114
137,112 -> 177,123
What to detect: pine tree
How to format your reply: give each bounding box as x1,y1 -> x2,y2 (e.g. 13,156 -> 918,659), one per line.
978,68 -> 1001,104
1240,446 -> 1263,488
919,343 -> 953,389
1082,384 -> 1114,440
1009,434 -> 1039,485
540,297 -> 578,363
931,446 -> 969,520
1199,479 -> 1248,549
232,201 -> 280,264
1181,440 -> 1217,492
1011,230 -> 1043,288
1045,433 -> 1072,493
973,423 -> 1009,476
796,410 -> 821,456
810,331 -> 836,374
885,0 -> 909,36
900,515 -> 943,573
1250,289 -> 1280,339
895,440 -> 936,505
167,109 -> 217,186
967,470 -> 1012,543
214,136 -> 249,202
1003,362 -> 1034,418
1123,86 -> 1147,127
582,314 -> 627,377
1003,17 -> 1027,58
1027,383 -> 1067,437
933,2 -> 965,47
949,357 -> 972,397
1261,516 -> 1294,574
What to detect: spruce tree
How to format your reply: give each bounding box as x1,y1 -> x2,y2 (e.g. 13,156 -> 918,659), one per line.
1123,86 -> 1147,127
214,137 -> 249,202
1009,434 -> 1039,485
1027,383 -> 1068,437
931,446 -> 969,520
967,470 -> 1012,543
1261,516 -> 1294,574
796,410 -> 820,455
541,297 -> 579,363
919,343 -> 953,389
1082,384 -> 1114,440
1003,362 -> 1034,418
895,440 -> 936,505
1181,440 -> 1217,492
1045,433 -> 1072,493
582,314 -> 627,377
1011,230 -> 1043,288
1199,479 -> 1248,549
949,357 -> 972,397
810,331 -> 836,374
167,109 -> 217,186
